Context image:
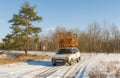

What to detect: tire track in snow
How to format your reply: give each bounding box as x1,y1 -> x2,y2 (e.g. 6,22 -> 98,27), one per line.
64,59 -> 87,78
79,65 -> 87,78
46,62 -> 85,78
76,65 -> 87,78
30,54 -> 94,78
64,62 -> 81,78
46,54 -> 94,78
14,66 -> 48,78
35,66 -> 62,78
75,54 -> 96,78
46,66 -> 71,78
65,54 -> 92,78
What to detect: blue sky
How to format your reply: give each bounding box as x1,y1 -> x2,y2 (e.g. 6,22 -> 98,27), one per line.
0,0 -> 120,42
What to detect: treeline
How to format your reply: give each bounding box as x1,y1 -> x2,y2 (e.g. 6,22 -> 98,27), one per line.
37,22 -> 120,53
78,23 -> 120,53
1,22 -> 120,53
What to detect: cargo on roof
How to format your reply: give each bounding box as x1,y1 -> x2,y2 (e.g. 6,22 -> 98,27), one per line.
56,32 -> 78,47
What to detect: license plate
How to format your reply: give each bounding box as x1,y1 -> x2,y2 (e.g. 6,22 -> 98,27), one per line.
56,60 -> 63,62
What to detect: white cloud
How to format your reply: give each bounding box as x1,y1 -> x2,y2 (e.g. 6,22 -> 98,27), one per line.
43,27 -> 56,32
40,27 -> 56,36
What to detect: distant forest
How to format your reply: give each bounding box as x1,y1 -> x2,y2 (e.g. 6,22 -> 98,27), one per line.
1,22 -> 120,53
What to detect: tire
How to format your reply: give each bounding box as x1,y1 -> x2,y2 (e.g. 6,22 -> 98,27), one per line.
79,57 -> 81,60
69,59 -> 74,65
76,58 -> 79,62
53,63 -> 56,66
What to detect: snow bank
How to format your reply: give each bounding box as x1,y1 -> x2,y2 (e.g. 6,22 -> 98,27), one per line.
0,54 -> 7,58
0,60 -> 52,78
85,54 -> 120,78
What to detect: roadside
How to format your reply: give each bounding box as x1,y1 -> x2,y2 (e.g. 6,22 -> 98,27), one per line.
1,52 -> 119,78
0,51 -> 51,65
76,54 -> 120,78
0,52 -> 93,78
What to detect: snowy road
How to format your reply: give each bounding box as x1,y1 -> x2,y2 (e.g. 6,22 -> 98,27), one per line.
0,53 -> 96,78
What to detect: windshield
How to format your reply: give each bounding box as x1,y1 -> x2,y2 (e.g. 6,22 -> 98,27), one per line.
57,49 -> 72,54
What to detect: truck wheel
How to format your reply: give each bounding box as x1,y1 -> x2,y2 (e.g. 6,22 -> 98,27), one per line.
76,58 -> 79,62
53,63 -> 56,66
79,57 -> 81,60
69,60 -> 74,65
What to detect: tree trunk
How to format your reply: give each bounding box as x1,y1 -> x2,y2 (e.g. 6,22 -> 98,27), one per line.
35,43 -> 38,51
25,16 -> 28,56
25,49 -> 27,56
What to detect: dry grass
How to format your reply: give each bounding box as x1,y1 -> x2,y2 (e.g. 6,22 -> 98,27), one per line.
115,68 -> 120,78
88,60 -> 120,78
0,53 -> 51,65
0,51 -> 5,54
88,66 -> 107,78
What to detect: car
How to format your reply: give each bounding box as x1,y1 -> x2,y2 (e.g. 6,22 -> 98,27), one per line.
51,47 -> 80,66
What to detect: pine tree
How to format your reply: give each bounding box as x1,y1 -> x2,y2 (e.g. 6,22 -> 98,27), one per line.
4,2 -> 42,55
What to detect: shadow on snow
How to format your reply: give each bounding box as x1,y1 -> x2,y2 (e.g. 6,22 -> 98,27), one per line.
26,60 -> 52,67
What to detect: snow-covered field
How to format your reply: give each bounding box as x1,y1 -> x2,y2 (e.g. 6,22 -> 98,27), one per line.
0,52 -> 120,78
82,54 -> 120,78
